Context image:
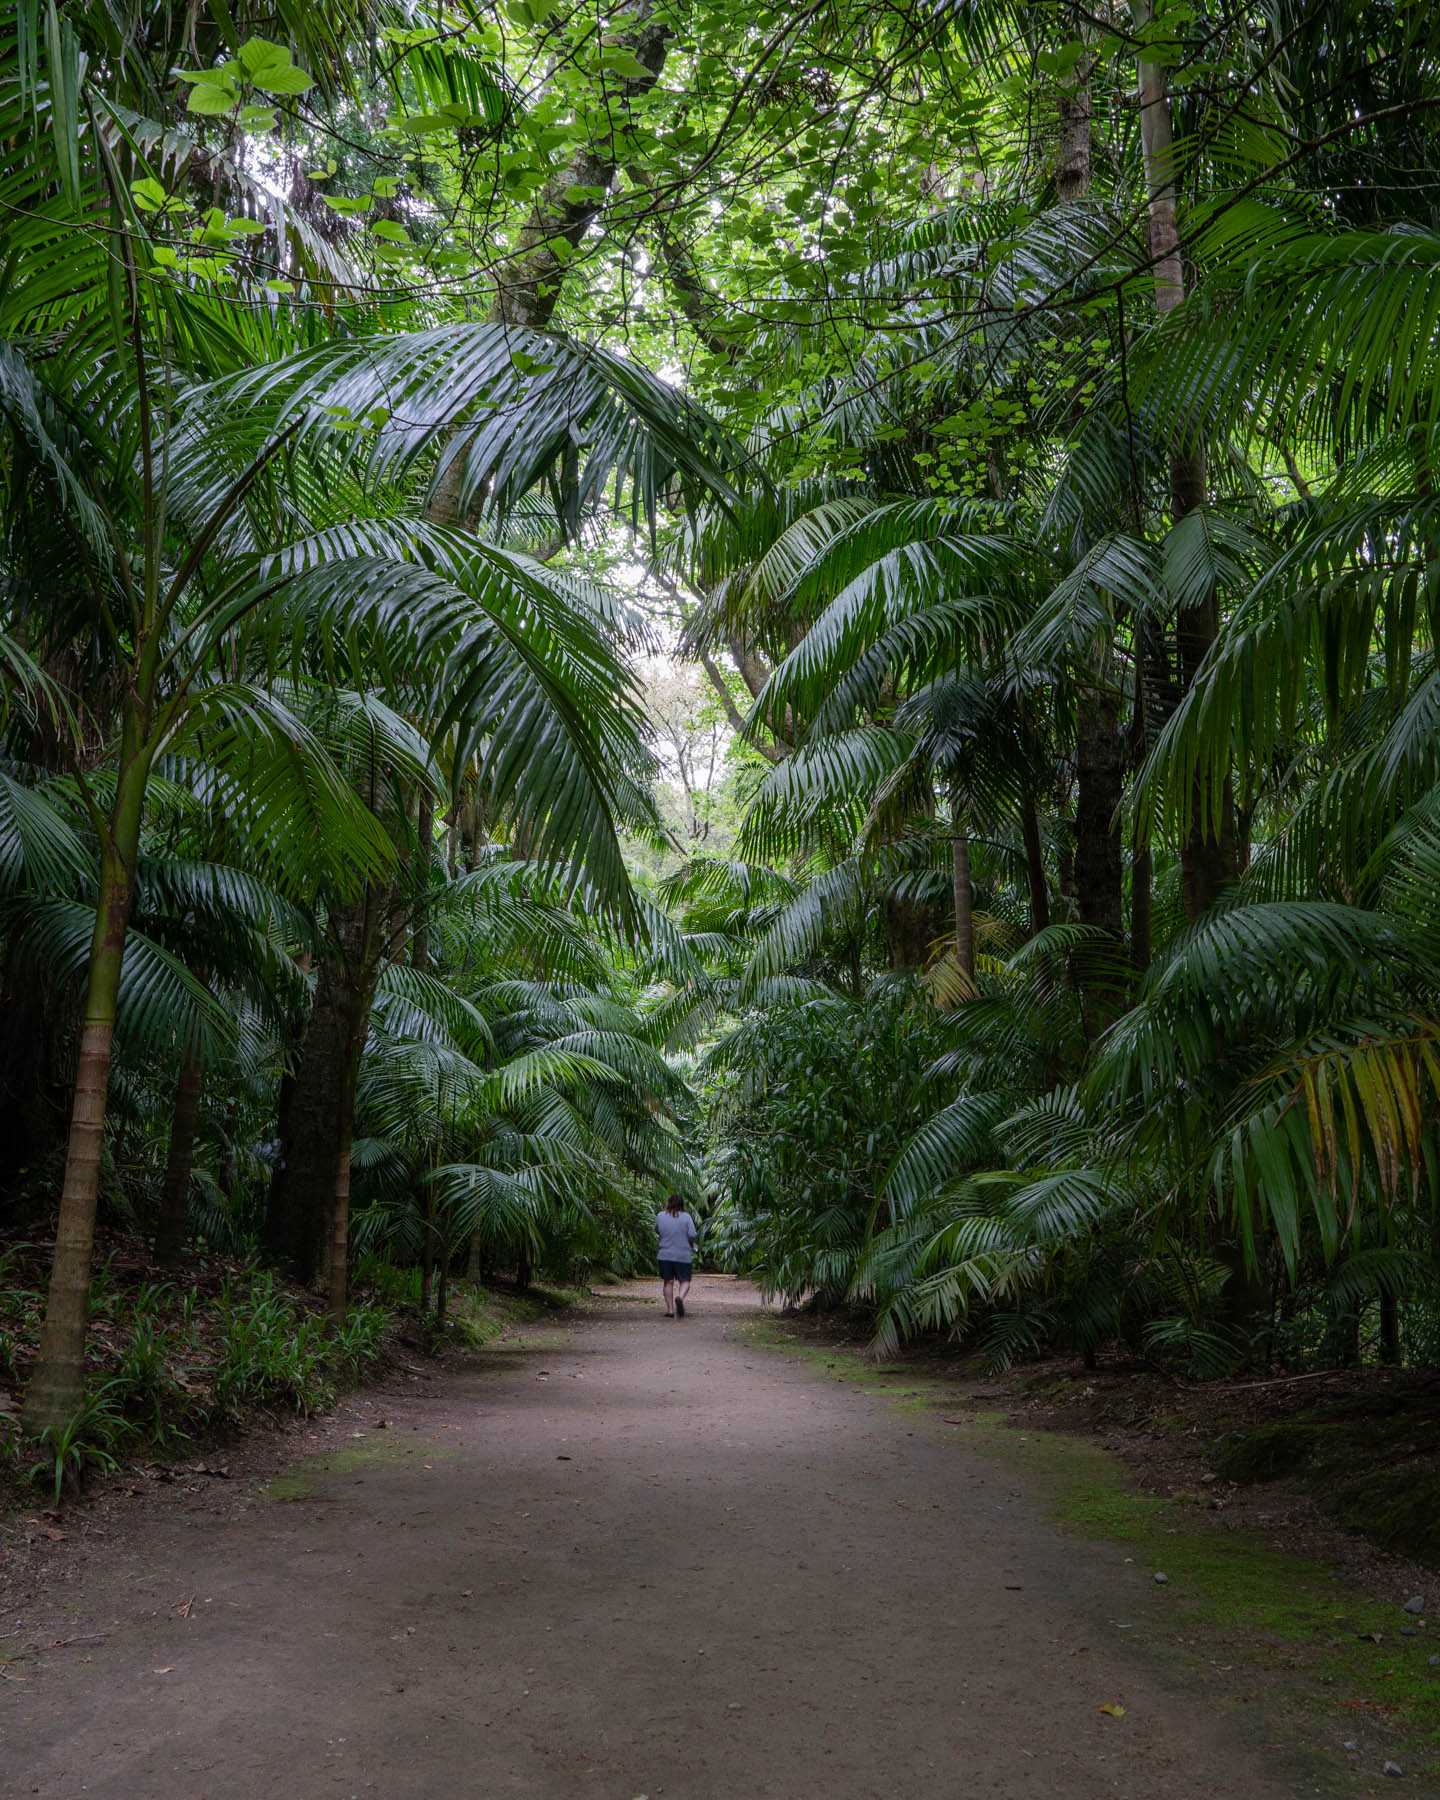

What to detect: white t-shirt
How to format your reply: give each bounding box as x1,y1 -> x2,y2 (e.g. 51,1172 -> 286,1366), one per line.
656,1210 -> 697,1261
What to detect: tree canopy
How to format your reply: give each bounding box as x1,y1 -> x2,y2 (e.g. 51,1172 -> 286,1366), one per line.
4,0 -> 1440,1447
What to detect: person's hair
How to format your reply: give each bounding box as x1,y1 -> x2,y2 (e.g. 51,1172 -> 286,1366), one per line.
665,1193 -> 685,1215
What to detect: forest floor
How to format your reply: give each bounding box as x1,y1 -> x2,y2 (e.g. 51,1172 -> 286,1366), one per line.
1,1276 -> 1435,1799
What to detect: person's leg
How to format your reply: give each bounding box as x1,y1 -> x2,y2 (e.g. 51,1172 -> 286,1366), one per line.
676,1267 -> 691,1316
661,1276 -> 675,1316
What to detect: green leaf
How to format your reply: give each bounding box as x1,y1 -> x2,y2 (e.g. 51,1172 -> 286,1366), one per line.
186,82 -> 238,115
253,64 -> 313,96
599,50 -> 652,80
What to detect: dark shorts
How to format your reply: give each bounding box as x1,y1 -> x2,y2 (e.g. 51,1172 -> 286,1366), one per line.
658,1260 -> 692,1282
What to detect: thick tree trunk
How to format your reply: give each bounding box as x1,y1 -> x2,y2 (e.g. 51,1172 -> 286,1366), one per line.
24,733 -> 150,1434
329,1145 -> 353,1320
152,1032 -> 204,1269
488,3 -> 667,332
1055,73 -> 1092,201
265,885 -> 389,1290
1378,1291 -> 1400,1365
882,891 -> 942,972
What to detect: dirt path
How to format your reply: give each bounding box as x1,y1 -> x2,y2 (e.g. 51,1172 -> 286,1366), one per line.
5,1278 -> 1314,1799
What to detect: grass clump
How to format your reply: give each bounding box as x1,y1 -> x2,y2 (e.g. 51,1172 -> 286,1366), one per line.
8,1262 -> 392,1506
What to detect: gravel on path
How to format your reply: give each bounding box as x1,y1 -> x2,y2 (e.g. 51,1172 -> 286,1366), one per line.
4,1276 -> 1305,1799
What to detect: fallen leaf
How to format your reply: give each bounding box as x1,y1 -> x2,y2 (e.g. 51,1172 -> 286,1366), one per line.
1099,1703 -> 1126,1717
153,1667 -> 175,1675
460,1589 -> 472,1597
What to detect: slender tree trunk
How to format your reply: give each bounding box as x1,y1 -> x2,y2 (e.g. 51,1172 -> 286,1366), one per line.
1130,0 -> 1236,919
419,1214 -> 434,1316
412,788 -> 434,972
152,1031 -> 204,1270
1020,788 -> 1050,938
435,1253 -> 449,1332
217,1094 -> 238,1202
1130,844 -> 1153,972
1129,649 -> 1153,972
1074,684 -> 1125,1033
950,781 -> 975,981
24,733 -> 151,1434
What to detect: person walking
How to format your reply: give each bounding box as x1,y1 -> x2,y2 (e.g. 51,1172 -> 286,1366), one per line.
655,1194 -> 698,1317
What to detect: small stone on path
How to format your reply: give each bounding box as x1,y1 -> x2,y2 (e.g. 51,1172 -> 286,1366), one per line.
1402,1595 -> 1425,1614
1383,1762 -> 1403,1778
1154,1572 -> 1169,1585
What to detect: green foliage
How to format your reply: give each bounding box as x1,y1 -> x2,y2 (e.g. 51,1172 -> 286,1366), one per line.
704,983 -> 953,1305
27,1386 -> 124,1504
213,1273 -> 338,1418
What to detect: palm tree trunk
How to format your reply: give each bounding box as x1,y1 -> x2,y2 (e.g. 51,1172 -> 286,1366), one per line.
1130,845 -> 1153,972
267,885 -> 390,1290
950,780 -> 974,981
328,1145 -> 353,1320
1130,0 -> 1236,919
153,1030 -> 204,1269
1020,789 -> 1050,938
1074,687 -> 1125,1033
1378,1292 -> 1400,1365
412,788 -> 434,971
23,739 -> 150,1434
1130,648 -> 1153,972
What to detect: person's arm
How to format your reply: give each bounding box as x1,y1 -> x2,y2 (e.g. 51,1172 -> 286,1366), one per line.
687,1214 -> 698,1251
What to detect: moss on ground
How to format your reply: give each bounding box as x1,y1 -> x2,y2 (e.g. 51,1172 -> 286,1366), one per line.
447,1282 -> 585,1350
1213,1400 -> 1440,1566
741,1312 -> 1440,1785
263,1430 -> 461,1500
